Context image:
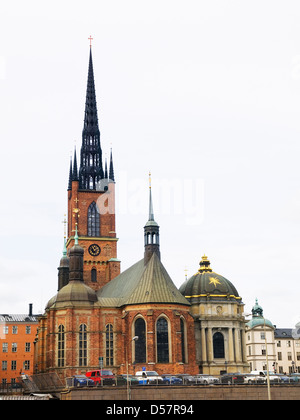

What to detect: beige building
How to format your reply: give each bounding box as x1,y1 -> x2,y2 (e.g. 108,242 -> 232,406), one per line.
179,255 -> 249,375
274,327 -> 300,374
245,300 -> 300,375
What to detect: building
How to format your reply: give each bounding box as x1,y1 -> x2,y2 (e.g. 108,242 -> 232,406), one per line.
245,299 -> 300,374
245,299 -> 276,372
179,255 -> 249,375
274,327 -> 300,374
35,46 -> 198,381
0,305 -> 38,386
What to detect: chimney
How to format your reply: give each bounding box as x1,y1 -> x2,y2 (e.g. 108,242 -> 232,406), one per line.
29,303 -> 33,317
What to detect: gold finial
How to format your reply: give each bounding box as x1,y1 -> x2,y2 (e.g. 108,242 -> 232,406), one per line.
184,267 -> 188,280
62,214 -> 67,239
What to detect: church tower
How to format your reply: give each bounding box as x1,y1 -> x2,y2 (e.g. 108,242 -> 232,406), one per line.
66,45 -> 120,291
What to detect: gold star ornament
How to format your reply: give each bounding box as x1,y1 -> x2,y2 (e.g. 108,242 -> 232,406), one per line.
209,277 -> 221,287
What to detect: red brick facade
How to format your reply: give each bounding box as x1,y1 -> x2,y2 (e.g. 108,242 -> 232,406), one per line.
36,303 -> 197,381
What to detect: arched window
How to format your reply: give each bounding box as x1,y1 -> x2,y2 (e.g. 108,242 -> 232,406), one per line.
105,324 -> 114,366
91,268 -> 97,283
156,317 -> 169,363
87,201 -> 100,236
213,332 -> 225,359
57,325 -> 65,368
134,318 -> 146,363
180,318 -> 186,363
79,324 -> 87,367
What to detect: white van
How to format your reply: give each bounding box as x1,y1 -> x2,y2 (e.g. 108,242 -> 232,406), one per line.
135,370 -> 163,385
250,370 -> 282,383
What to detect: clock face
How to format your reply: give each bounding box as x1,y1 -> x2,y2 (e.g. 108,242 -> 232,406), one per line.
88,244 -> 101,257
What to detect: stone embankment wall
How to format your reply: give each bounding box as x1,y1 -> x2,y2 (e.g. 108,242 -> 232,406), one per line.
61,385 -> 300,400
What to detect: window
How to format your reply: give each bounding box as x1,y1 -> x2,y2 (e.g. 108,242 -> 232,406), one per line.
2,343 -> 8,353
277,341 -> 281,347
3,326 -> 8,335
58,325 -> 65,368
287,341 -> 291,347
79,324 -> 87,367
261,345 -> 266,356
87,202 -> 100,236
11,361 -> 17,371
25,343 -> 31,352
12,326 -> 18,334
2,361 -> 7,371
105,324 -> 114,366
213,332 -> 225,358
156,317 -> 169,363
12,343 -> 17,353
91,268 -> 97,283
288,352 -> 292,361
24,361 -> 30,371
278,352 -> 282,361
26,326 -> 31,334
297,352 -> 300,361
260,332 -> 265,340
180,318 -> 186,363
134,318 -> 146,364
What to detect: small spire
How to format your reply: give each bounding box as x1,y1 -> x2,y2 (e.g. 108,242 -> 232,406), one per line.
109,148 -> 115,182
72,147 -> 79,181
67,156 -> 73,190
104,156 -> 108,179
148,172 -> 154,221
62,237 -> 67,257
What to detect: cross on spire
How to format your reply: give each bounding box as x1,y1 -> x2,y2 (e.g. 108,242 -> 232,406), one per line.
88,35 -> 93,47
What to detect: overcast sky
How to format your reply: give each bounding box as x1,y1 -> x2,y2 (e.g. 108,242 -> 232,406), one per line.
1,1 -> 300,328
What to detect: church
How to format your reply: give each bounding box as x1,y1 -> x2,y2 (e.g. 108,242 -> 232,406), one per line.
35,45 -> 248,380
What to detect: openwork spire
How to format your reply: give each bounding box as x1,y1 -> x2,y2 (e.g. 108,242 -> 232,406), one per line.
79,46 -> 104,190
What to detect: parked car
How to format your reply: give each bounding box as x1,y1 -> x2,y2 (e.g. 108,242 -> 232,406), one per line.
277,374 -> 298,383
176,374 -> 196,385
220,373 -> 246,384
115,374 -> 139,386
194,374 -> 220,385
71,375 -> 95,387
243,374 -> 266,384
161,374 -> 183,385
85,369 -> 115,386
290,373 -> 300,382
135,371 -> 163,385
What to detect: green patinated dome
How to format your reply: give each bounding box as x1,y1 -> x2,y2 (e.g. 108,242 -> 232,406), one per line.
179,255 -> 242,304
246,299 -> 274,329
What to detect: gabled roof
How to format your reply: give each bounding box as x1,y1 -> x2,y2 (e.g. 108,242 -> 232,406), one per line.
97,252 -> 190,307
0,314 -> 38,323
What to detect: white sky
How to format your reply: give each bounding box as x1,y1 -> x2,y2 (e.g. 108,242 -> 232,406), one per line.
0,0 -> 300,327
